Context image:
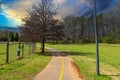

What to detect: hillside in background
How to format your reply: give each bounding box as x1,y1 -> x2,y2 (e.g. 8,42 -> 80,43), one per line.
0,27 -> 19,32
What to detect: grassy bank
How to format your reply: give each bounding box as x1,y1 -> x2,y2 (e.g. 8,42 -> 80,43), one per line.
46,43 -> 120,80
0,47 -> 51,80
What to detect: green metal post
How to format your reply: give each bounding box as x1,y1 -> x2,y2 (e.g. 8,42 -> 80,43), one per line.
93,0 -> 100,75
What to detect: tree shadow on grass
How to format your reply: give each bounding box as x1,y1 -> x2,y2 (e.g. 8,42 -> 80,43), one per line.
36,51 -> 52,56
62,51 -> 94,57
36,49 -> 94,57
93,74 -> 112,80
0,53 -> 6,55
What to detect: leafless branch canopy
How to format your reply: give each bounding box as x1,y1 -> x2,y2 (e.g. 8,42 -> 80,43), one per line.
21,0 -> 57,42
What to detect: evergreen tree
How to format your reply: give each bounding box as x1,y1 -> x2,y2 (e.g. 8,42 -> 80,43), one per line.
9,32 -> 14,41
14,32 -> 19,42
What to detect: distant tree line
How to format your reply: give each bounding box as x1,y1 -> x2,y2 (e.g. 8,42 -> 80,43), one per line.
0,30 -> 19,42
62,1 -> 120,44
62,12 -> 120,44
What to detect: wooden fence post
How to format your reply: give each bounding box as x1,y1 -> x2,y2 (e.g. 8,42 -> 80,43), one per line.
22,43 -> 24,58
6,41 -> 9,63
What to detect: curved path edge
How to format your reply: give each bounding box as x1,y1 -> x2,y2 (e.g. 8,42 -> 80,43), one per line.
33,48 -> 85,80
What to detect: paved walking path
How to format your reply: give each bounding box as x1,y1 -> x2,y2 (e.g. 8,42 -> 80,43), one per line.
33,48 -> 85,80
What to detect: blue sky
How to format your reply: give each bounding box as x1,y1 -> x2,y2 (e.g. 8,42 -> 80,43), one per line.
0,0 -> 116,28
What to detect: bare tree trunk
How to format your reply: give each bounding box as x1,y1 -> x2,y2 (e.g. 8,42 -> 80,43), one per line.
42,36 -> 45,53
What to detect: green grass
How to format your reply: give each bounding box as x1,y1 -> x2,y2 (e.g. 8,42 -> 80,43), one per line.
46,43 -> 120,80
0,43 -> 33,65
0,47 -> 51,80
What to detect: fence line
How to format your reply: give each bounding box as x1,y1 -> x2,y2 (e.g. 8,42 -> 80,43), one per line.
0,42 -> 36,65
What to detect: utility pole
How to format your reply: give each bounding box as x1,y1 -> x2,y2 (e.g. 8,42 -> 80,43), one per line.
93,0 -> 100,75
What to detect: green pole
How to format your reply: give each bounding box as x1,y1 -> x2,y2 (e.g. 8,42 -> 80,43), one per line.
93,0 -> 100,75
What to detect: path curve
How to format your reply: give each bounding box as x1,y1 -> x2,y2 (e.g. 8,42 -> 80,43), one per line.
33,48 -> 85,80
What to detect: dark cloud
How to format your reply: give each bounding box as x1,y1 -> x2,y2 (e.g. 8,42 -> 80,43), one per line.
0,0 -> 117,27
56,0 -> 117,18
96,0 -> 116,11
79,0 -> 116,16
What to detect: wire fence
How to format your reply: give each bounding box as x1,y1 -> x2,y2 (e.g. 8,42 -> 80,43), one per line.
0,42 -> 36,65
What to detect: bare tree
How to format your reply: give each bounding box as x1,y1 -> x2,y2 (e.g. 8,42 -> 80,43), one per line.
21,0 -> 57,53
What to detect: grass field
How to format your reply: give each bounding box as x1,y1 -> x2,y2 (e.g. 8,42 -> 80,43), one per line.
46,43 -> 120,80
0,43 -> 33,65
0,44 -> 51,80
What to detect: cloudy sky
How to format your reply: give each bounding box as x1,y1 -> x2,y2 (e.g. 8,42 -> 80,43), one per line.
0,0 -> 116,28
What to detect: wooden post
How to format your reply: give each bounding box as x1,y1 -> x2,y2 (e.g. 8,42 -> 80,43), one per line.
6,41 -> 9,63
18,42 -> 21,59
22,43 -> 24,58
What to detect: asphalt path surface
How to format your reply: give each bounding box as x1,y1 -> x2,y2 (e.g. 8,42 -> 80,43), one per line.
33,48 -> 84,80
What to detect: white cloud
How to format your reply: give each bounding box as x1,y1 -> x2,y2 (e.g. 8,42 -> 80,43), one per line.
3,0 -> 92,21
54,0 -> 65,4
